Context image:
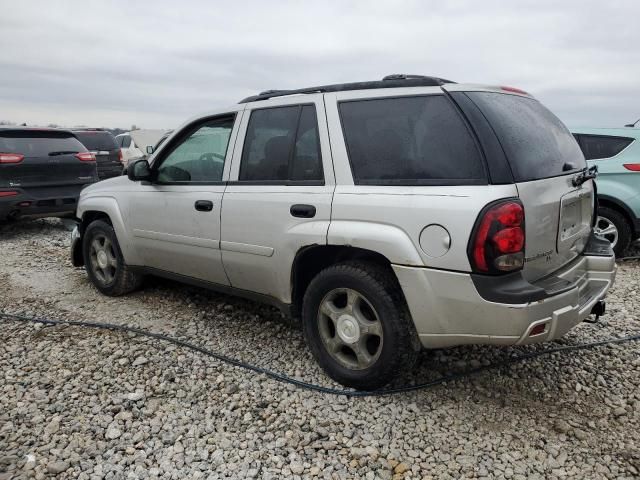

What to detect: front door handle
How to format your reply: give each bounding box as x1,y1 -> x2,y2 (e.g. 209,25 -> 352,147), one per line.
195,200 -> 214,212
290,204 -> 316,218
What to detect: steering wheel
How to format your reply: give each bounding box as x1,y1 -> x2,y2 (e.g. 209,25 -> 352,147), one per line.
199,152 -> 225,162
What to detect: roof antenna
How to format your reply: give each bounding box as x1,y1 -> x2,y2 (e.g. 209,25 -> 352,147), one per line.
624,118 -> 640,127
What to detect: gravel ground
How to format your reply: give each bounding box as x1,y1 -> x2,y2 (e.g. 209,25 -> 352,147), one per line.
1,218 -> 639,480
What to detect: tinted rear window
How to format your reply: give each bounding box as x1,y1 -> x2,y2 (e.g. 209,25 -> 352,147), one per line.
574,134 -> 634,160
339,95 -> 485,185
73,131 -> 118,151
466,92 -> 585,182
0,131 -> 86,157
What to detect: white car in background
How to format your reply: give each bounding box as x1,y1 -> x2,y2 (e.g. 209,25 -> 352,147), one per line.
116,129 -> 168,166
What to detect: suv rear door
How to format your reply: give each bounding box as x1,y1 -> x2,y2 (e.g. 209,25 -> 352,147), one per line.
0,129 -> 97,189
73,130 -> 121,179
220,94 -> 334,302
453,90 -> 593,281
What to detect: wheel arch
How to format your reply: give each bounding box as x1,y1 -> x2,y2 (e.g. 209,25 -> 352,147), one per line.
290,244 -> 401,318
76,196 -> 141,265
598,194 -> 637,237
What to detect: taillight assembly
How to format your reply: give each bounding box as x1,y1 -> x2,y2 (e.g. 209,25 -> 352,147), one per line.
0,191 -> 18,197
469,199 -> 525,274
623,164 -> 640,171
118,149 -> 124,164
500,86 -> 529,96
75,152 -> 96,162
0,153 -> 25,164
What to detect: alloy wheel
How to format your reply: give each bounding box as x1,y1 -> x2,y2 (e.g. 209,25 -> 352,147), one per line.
89,234 -> 118,285
317,288 -> 383,370
595,216 -> 619,248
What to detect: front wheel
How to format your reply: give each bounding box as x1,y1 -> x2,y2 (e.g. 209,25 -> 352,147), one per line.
595,207 -> 632,257
83,219 -> 143,296
302,262 -> 419,390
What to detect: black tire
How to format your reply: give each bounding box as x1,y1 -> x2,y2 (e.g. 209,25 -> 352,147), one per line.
83,219 -> 143,296
302,261 -> 420,390
596,207 -> 632,257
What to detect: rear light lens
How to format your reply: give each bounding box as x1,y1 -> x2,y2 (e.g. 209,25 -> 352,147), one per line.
500,86 -> 529,96
0,191 -> 18,197
118,149 -> 124,164
0,153 -> 25,164
75,152 -> 96,162
469,199 -> 525,273
623,163 -> 640,171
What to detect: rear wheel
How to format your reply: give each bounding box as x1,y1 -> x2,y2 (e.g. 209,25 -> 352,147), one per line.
302,262 -> 419,390
83,219 -> 143,296
595,206 -> 631,257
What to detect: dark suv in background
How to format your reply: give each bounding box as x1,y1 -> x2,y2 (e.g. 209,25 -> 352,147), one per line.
0,127 -> 98,221
72,128 -> 122,180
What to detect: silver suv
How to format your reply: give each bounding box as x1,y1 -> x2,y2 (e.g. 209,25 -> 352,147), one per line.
71,75 -> 617,390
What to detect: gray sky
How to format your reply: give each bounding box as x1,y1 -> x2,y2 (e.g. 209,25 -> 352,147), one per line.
1,0 -> 638,129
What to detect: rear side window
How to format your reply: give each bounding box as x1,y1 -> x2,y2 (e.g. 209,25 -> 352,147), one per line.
466,92 -> 586,182
239,105 -> 323,182
339,95 -> 485,185
73,131 -> 118,151
574,134 -> 634,160
0,131 -> 86,157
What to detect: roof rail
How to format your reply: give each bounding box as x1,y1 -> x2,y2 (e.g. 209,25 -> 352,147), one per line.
239,74 -> 455,103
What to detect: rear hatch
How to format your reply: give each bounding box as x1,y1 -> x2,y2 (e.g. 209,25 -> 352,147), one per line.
72,130 -> 121,178
462,91 -> 593,282
0,130 -> 98,188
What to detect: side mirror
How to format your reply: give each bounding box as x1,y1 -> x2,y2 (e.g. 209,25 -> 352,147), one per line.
127,159 -> 152,182
146,145 -> 154,154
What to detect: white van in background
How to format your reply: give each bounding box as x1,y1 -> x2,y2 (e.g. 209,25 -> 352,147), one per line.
116,129 -> 169,166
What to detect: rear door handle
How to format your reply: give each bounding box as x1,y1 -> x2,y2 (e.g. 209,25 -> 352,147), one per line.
195,200 -> 214,212
290,204 -> 316,218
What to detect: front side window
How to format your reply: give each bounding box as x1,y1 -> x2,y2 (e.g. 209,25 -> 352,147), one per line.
156,116 -> 234,183
339,95 -> 485,185
239,105 -> 323,182
575,134 -> 634,160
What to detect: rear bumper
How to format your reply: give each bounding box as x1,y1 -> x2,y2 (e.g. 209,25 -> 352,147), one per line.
0,185 -> 87,220
394,248 -> 616,349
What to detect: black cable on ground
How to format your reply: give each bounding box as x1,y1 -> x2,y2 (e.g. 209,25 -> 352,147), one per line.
1,311 -> 639,397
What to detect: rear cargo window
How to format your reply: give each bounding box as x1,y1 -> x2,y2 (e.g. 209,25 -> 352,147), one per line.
466,92 -> 586,182
338,95 -> 485,185
574,134 -> 634,160
0,131 -> 86,157
73,131 -> 118,151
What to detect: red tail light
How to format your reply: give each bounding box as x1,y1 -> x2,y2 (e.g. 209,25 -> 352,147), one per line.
0,191 -> 18,197
623,163 -> 640,171
469,199 -> 525,273
0,153 -> 25,164
118,149 -> 124,164
500,86 -> 529,96
75,152 -> 95,162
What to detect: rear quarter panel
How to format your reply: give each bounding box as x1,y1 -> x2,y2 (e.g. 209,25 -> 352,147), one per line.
329,185 -> 519,269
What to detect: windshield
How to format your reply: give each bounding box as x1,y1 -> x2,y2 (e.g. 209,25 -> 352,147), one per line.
73,131 -> 118,151
466,92 -> 586,182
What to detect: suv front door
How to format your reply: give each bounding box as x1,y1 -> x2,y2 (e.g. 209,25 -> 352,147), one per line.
128,111 -> 242,285
221,95 -> 334,303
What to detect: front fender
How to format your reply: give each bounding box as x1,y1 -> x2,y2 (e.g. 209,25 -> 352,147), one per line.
77,195 -> 142,265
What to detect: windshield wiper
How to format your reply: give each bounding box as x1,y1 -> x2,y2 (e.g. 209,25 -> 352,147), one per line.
48,151 -> 79,156
572,165 -> 598,187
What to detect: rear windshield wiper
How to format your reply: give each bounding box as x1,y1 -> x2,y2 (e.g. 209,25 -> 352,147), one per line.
572,165 -> 598,187
48,151 -> 79,156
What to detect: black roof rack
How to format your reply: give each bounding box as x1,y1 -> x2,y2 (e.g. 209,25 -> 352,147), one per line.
239,74 -> 455,103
